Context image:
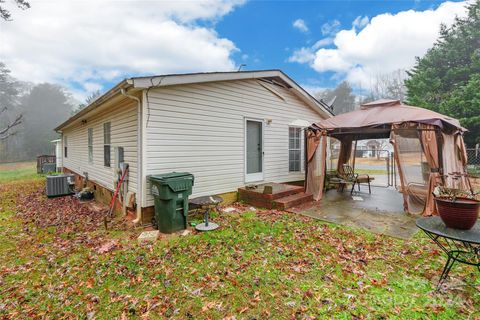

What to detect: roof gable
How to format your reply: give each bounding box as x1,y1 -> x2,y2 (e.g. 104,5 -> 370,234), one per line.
55,70 -> 332,131
128,70 -> 332,117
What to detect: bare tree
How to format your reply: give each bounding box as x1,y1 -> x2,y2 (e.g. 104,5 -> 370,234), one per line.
0,106 -> 22,140
0,62 -> 23,143
368,69 -> 408,102
0,0 -> 30,21
72,90 -> 102,115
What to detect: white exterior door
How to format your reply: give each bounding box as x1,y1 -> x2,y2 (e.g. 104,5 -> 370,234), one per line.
245,119 -> 264,183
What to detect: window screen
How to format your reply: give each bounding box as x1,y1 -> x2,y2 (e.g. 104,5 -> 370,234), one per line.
64,136 -> 68,158
87,128 -> 93,163
117,146 -> 124,168
289,127 -> 302,172
103,122 -> 111,167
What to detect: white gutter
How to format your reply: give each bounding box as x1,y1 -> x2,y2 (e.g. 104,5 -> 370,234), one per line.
120,88 -> 143,225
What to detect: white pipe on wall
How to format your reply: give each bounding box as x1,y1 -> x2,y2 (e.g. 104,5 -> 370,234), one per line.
120,88 -> 143,225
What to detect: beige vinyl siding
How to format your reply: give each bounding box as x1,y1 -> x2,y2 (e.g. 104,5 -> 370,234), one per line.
62,99 -> 138,193
144,79 -> 326,206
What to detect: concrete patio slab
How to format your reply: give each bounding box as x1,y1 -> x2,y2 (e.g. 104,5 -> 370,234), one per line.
289,186 -> 418,239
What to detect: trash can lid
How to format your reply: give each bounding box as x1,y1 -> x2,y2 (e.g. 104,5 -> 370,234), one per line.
149,172 -> 193,182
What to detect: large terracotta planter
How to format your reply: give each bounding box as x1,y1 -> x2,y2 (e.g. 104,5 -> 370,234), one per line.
435,197 -> 480,230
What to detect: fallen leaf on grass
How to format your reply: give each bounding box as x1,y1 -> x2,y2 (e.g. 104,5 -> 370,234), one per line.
95,240 -> 119,254
238,306 -> 249,314
86,277 -> 95,288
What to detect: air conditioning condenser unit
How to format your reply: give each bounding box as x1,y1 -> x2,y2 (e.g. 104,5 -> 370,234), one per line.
46,174 -> 75,197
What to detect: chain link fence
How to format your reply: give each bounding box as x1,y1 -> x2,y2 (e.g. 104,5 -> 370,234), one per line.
467,148 -> 480,191
467,148 -> 480,176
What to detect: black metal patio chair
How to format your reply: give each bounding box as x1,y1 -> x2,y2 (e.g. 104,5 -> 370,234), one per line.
340,164 -> 374,194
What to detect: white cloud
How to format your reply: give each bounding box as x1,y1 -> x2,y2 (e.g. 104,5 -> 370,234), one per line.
312,38 -> 334,49
289,1 -> 469,89
288,47 -> 315,64
352,16 -> 369,29
293,19 -> 309,32
321,19 -> 340,36
0,0 -> 245,100
83,82 -> 103,93
313,49 -> 352,72
288,38 -> 334,64
300,84 -> 329,96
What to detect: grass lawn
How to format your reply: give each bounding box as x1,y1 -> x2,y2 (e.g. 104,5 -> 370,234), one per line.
0,174 -> 479,319
0,161 -> 39,183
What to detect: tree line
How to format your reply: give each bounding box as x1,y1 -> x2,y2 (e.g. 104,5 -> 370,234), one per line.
0,62 -> 102,162
0,63 -> 74,162
315,0 -> 479,147
314,69 -> 408,116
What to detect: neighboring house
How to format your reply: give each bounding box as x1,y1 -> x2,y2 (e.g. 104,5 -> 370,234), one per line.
50,139 -> 63,171
357,139 -> 393,157
55,70 -> 332,223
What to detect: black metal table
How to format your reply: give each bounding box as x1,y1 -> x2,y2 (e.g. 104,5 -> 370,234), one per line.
189,195 -> 223,231
416,217 -> 480,288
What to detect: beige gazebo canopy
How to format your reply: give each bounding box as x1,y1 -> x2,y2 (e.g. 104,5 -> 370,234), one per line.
306,99 -> 468,216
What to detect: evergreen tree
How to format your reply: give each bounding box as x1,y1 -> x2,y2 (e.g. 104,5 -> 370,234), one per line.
20,83 -> 72,158
405,1 -> 480,146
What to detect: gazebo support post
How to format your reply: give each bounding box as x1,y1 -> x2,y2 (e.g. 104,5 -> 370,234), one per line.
435,128 -> 445,186
352,139 -> 357,173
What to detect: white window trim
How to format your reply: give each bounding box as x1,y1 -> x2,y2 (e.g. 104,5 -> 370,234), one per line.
288,126 -> 304,173
87,128 -> 93,164
103,122 -> 111,167
244,117 -> 265,183
64,135 -> 68,159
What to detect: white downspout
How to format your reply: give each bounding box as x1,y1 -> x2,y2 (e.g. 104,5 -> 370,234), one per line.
120,88 -> 143,225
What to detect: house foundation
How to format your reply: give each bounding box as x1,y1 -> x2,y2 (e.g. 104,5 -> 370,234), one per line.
140,190 -> 239,226
62,167 -> 240,226
62,168 -> 132,216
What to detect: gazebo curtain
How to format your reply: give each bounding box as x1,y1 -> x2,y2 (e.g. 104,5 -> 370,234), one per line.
336,136 -> 353,175
456,134 -> 472,191
419,124 -> 441,216
443,132 -> 470,190
390,123 -> 428,214
306,130 -> 327,201
391,123 -> 469,216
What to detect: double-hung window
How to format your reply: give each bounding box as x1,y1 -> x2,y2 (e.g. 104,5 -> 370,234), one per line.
64,136 -> 68,158
103,122 -> 111,167
289,127 -> 302,172
87,128 -> 93,164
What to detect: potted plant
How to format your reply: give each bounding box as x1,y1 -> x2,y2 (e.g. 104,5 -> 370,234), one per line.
433,173 -> 480,230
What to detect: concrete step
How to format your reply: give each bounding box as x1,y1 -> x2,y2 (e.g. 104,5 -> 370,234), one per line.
273,192 -> 313,210
238,184 -> 304,201
238,184 -> 305,209
269,185 -> 305,200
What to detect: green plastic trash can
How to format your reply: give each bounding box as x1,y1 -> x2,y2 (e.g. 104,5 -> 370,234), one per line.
149,172 -> 194,233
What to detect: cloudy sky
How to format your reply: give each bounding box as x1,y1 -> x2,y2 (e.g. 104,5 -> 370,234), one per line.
0,0 -> 469,101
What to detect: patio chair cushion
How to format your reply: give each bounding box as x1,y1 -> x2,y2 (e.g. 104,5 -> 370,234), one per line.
356,174 -> 374,183
340,164 -> 374,194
